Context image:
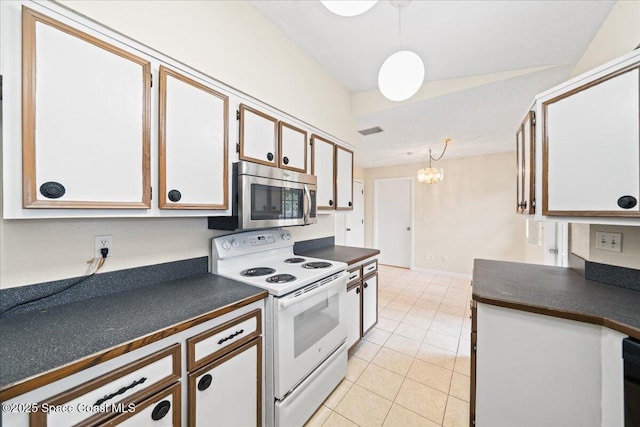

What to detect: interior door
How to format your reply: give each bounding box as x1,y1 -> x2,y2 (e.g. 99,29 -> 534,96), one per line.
374,178 -> 412,268
345,180 -> 365,247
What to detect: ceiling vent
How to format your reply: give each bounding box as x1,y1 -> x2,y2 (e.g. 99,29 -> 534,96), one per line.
358,126 -> 384,136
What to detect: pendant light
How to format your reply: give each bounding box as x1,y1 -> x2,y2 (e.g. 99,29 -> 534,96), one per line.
378,1 -> 424,101
418,139 -> 451,184
321,1 -> 377,17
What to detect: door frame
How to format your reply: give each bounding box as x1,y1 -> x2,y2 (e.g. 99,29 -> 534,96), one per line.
373,177 -> 414,269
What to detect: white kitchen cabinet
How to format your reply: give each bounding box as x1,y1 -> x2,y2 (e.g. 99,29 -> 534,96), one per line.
362,272 -> 378,336
159,66 -> 228,209
346,276 -> 361,351
188,339 -> 261,427
102,383 -> 181,426
21,7 -> 151,209
335,146 -> 354,210
539,58 -> 639,218
278,121 -> 307,173
516,111 -> 535,214
311,134 -> 336,210
239,104 -> 279,167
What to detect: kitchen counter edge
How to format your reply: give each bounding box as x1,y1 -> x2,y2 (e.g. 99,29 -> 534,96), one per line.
297,245 -> 380,266
472,259 -> 640,340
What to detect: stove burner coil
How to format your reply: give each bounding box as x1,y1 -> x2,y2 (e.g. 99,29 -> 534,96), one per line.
266,274 -> 297,283
241,267 -> 276,277
284,257 -> 306,263
302,262 -> 332,269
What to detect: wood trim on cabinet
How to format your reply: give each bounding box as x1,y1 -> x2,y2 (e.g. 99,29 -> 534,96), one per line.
21,6 -> 151,209
186,308 -> 261,372
0,291 -> 267,402
158,65 -> 229,210
29,344 -> 180,427
239,103 -> 279,167
101,382 -> 181,426
469,299 -> 477,427
515,123 -> 524,214
187,337 -> 262,427
278,120 -> 308,173
310,134 -> 336,210
542,63 -> 640,217
361,272 -> 378,337
525,111 -> 536,215
335,144 -> 354,211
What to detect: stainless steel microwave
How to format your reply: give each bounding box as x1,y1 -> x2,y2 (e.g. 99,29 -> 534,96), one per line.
208,161 -> 317,230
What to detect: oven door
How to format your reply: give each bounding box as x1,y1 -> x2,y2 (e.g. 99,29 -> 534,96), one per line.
239,175 -> 316,229
273,272 -> 347,399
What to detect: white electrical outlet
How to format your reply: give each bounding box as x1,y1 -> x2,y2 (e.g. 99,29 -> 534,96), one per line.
441,255 -> 448,263
94,235 -> 112,258
425,254 -> 433,261
595,232 -> 622,252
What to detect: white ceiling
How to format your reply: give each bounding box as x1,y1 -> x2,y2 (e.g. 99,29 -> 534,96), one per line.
249,0 -> 616,168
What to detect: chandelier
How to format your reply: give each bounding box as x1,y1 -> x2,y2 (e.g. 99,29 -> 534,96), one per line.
417,139 -> 451,184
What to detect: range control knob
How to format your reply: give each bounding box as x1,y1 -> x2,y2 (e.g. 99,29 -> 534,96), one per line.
281,233 -> 291,241
231,239 -> 240,248
221,240 -> 231,250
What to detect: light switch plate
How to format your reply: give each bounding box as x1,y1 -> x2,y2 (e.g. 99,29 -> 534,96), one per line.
595,232 -> 622,252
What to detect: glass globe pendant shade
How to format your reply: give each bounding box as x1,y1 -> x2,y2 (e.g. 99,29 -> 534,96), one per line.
417,167 -> 444,184
378,50 -> 425,101
321,1 -> 377,17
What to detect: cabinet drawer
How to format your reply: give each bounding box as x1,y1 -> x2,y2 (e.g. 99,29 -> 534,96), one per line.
101,382 -> 180,426
363,260 -> 378,277
347,267 -> 361,287
31,344 -> 180,427
187,309 -> 261,371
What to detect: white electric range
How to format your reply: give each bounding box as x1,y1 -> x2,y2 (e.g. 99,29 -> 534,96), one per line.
211,229 -> 348,427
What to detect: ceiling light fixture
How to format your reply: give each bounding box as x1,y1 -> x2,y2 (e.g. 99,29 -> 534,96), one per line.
378,0 -> 424,101
321,1 -> 377,17
418,139 -> 451,184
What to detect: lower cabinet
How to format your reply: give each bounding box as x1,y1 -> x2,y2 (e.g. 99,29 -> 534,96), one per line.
188,339 -> 261,427
346,258 -> 379,350
102,383 -> 181,427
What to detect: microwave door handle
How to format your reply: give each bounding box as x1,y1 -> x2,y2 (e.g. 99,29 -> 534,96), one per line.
278,272 -> 346,310
303,184 -> 311,222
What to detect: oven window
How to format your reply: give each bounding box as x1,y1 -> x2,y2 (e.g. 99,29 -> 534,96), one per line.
251,184 -> 304,220
293,293 -> 339,358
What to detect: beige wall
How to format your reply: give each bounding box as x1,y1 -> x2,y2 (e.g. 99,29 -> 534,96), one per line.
0,0 -> 351,288
570,224 -> 640,270
364,152 -> 544,276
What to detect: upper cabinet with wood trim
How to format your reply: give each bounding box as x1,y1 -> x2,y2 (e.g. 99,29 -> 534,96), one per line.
311,134 -> 336,210
159,66 -> 228,210
540,60 -> 639,218
21,7 -> 151,209
239,104 -> 279,167
516,111 -> 535,215
335,145 -> 354,210
278,121 -> 307,173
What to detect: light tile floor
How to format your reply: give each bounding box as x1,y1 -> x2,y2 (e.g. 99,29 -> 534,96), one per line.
305,265 -> 472,427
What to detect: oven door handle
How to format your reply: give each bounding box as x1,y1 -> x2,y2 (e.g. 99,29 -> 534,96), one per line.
278,272 -> 346,310
303,184 -> 311,223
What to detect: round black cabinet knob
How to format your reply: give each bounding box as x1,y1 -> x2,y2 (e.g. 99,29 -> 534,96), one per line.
364,282 -> 369,289
151,400 -> 171,421
39,182 -> 66,199
283,156 -> 289,165
198,374 -> 213,391
329,200 -> 334,206
168,190 -> 181,202
355,287 -> 360,294
348,201 -> 352,207
617,195 -> 637,209
267,152 -> 274,161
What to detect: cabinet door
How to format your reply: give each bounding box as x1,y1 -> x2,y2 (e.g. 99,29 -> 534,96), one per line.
516,111 -> 536,214
188,338 -> 261,427
159,66 -> 228,209
362,274 -> 378,336
278,121 -> 307,173
22,7 -> 151,209
335,145 -> 353,210
543,66 -> 640,216
102,383 -> 180,426
239,104 -> 278,167
346,283 -> 362,350
311,134 -> 336,209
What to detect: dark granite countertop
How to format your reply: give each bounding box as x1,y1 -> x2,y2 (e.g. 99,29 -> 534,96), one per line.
472,259 -> 640,340
297,245 -> 380,266
0,274 -> 267,398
